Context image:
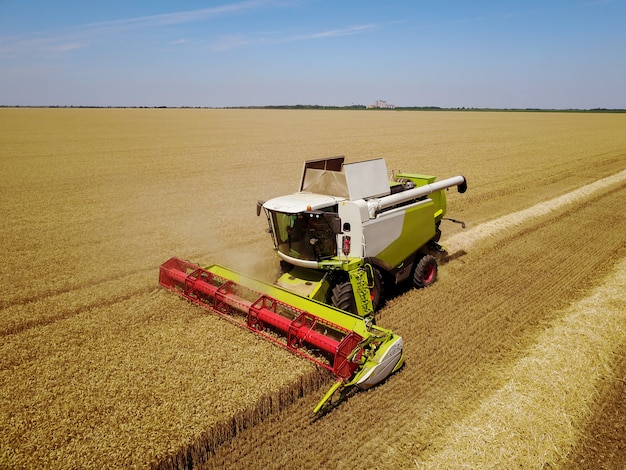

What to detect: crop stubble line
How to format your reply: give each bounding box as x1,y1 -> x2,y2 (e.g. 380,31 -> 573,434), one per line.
441,182 -> 626,347
564,343 -> 626,467
0,265 -> 154,311
413,182 -> 626,389
392,191 -> 623,466
418,255 -> 626,469
0,268 -> 160,338
445,168 -> 626,255
152,367 -> 331,470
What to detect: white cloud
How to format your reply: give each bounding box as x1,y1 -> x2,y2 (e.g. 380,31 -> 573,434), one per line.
82,0 -> 277,32
46,42 -> 91,53
208,23 -> 380,51
0,0 -> 288,56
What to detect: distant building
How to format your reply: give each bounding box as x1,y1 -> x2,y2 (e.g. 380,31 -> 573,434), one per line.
369,99 -> 396,109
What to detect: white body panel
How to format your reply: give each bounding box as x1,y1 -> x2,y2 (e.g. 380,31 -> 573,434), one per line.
362,212 -> 405,258
299,157 -> 391,200
337,200 -> 368,258
343,158 -> 390,199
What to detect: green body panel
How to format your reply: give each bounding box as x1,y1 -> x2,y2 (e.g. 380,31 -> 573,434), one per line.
396,173 -> 436,186
276,266 -> 329,302
396,172 -> 447,223
345,334 -> 405,387
277,259 -> 375,317
313,380 -> 344,414
373,198 -> 437,268
318,258 -> 364,271
370,172 -> 446,269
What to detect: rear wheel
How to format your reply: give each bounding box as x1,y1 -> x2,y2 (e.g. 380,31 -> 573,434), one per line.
413,254 -> 437,288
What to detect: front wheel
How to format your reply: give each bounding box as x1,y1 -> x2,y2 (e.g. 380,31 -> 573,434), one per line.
331,282 -> 355,313
331,268 -> 383,314
413,254 -> 437,288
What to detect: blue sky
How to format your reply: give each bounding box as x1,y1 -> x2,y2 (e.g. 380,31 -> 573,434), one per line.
1,0 -> 625,108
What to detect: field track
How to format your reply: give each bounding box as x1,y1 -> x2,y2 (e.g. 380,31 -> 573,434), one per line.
1,109 -> 625,468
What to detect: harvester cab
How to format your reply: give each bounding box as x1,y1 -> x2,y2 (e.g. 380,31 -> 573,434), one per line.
161,156 -> 466,414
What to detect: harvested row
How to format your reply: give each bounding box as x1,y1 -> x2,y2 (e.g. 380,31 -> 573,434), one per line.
564,342 -> 626,468
421,255 -> 626,468
0,270 -> 154,337
444,168 -> 626,254
202,177 -> 626,469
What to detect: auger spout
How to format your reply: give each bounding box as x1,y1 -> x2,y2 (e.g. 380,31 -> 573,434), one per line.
368,175 -> 467,217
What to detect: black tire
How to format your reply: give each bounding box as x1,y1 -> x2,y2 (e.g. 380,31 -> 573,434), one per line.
330,268 -> 383,314
278,260 -> 293,275
413,254 -> 437,288
331,282 -> 355,313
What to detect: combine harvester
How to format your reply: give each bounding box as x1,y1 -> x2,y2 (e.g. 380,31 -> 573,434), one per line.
160,156 -> 466,413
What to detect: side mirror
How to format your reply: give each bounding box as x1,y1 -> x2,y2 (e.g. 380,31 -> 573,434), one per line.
256,200 -> 265,217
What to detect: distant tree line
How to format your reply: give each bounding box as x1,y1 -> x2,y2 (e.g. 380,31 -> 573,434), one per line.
1,105 -> 624,113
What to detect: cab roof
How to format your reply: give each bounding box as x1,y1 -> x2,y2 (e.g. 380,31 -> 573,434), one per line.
263,192 -> 344,213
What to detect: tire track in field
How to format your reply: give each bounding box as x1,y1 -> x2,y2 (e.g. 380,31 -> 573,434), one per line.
444,168 -> 626,254
565,342 -> 626,468
0,266 -> 152,310
0,269 -> 157,337
425,182 -> 626,373
0,248 -> 255,345
199,173 -> 626,469
419,256 -> 626,469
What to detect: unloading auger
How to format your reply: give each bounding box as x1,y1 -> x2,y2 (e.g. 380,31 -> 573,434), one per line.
159,257 -> 404,414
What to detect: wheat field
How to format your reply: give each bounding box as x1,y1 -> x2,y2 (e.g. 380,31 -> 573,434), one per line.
1,108 -> 625,469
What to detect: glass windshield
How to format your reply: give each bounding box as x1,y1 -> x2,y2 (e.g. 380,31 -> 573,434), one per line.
270,210 -> 337,261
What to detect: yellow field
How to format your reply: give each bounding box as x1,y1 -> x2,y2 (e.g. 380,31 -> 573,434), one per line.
1,108 -> 625,468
